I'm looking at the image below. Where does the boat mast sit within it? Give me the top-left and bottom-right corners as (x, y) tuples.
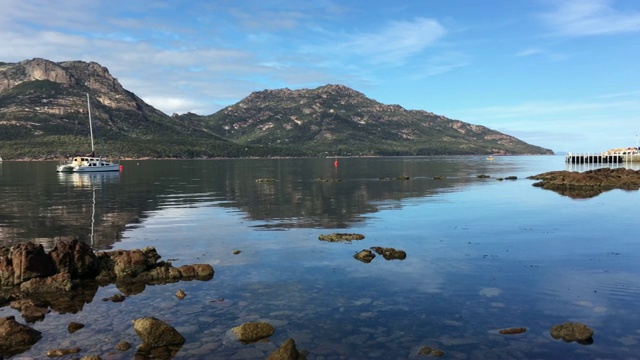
(87, 93), (95, 154)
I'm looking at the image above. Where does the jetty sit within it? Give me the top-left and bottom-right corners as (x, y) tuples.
(566, 147), (640, 164)
(565, 153), (623, 164)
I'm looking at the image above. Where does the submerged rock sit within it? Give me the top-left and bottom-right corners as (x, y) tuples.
(231, 321), (275, 342)
(115, 340), (132, 351)
(267, 338), (306, 360)
(46, 347), (81, 357)
(68, 321), (85, 333)
(498, 327), (527, 335)
(550, 322), (594, 344)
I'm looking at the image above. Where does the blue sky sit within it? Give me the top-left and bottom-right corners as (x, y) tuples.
(1, 0), (639, 152)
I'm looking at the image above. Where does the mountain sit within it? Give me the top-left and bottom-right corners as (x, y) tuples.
(187, 84), (552, 156)
(0, 58), (252, 159)
(0, 58), (552, 159)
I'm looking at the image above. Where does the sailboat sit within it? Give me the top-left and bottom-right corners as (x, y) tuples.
(56, 94), (121, 173)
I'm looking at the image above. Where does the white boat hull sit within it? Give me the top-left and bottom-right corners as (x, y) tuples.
(56, 156), (120, 173)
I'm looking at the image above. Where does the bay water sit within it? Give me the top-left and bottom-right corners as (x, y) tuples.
(1, 156), (639, 359)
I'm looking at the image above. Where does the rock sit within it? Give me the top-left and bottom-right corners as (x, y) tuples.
(0, 316), (42, 357)
(232, 250), (241, 255)
(499, 327), (527, 335)
(49, 239), (97, 279)
(267, 338), (306, 360)
(231, 322), (275, 342)
(550, 322), (594, 343)
(418, 346), (444, 356)
(10, 298), (50, 323)
(102, 294), (126, 302)
(68, 322), (85, 333)
(175, 289), (186, 300)
(1, 241), (214, 290)
(132, 317), (185, 348)
(477, 174), (491, 178)
(529, 168), (640, 198)
(354, 249), (375, 263)
(370, 247), (407, 260)
(0, 242), (56, 287)
(115, 340), (132, 351)
(318, 233), (365, 242)
(19, 273), (73, 293)
(177, 264), (214, 280)
(80, 356), (102, 360)
(112, 248), (156, 279)
(46, 347), (81, 357)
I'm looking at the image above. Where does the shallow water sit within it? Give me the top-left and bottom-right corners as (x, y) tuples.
(1, 156), (640, 359)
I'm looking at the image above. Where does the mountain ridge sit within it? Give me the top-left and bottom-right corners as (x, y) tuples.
(0, 58), (553, 159)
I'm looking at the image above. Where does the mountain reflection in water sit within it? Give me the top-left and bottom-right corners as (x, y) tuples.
(0, 157), (639, 359)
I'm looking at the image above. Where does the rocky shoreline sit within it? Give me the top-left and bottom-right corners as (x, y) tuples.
(0, 239), (213, 358)
(528, 167), (640, 198)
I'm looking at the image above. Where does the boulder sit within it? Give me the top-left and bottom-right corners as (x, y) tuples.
(132, 317), (185, 348)
(0, 316), (42, 357)
(49, 239), (97, 278)
(0, 242), (55, 287)
(231, 322), (275, 342)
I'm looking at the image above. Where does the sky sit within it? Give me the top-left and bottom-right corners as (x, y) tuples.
(1, 0), (639, 153)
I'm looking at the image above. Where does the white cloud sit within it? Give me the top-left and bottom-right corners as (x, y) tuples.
(541, 0), (640, 37)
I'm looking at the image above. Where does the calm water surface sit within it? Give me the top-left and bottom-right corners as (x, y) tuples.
(1, 156), (639, 359)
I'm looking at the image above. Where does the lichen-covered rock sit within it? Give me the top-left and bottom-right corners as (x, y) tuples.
(267, 338), (306, 360)
(550, 322), (594, 343)
(319, 233), (365, 242)
(370, 247), (407, 260)
(132, 317), (185, 348)
(231, 322), (275, 341)
(19, 272), (72, 293)
(354, 249), (375, 263)
(0, 316), (42, 357)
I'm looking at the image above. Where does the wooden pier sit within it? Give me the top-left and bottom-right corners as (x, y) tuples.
(565, 153), (623, 164)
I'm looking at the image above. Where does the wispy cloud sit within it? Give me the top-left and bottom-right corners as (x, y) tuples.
(515, 47), (545, 57)
(540, 0), (640, 37)
(337, 18), (447, 66)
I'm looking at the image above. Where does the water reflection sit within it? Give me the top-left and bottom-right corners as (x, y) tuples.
(3, 156), (634, 249)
